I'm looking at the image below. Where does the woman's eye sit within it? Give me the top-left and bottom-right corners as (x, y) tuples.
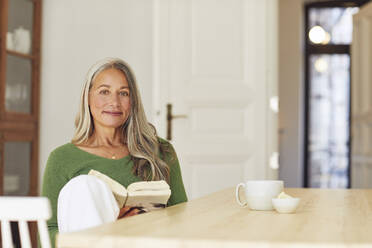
(99, 89), (110, 95)
(120, 91), (129, 96)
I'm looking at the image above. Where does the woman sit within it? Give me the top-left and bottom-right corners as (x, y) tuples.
(41, 58), (188, 247)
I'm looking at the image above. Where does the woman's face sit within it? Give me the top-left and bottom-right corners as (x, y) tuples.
(89, 68), (131, 130)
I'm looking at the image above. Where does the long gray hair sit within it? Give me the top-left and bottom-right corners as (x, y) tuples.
(72, 58), (170, 182)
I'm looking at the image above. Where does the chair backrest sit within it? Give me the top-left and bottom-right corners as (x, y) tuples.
(0, 197), (52, 248)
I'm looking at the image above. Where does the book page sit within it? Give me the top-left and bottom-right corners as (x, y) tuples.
(88, 170), (128, 208)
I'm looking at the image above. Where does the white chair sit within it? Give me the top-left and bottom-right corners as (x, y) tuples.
(0, 197), (52, 248)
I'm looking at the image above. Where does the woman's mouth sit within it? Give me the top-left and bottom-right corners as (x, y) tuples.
(103, 111), (123, 116)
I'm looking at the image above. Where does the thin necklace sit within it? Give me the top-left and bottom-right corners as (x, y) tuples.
(102, 143), (127, 159)
(105, 145), (127, 159)
(101, 146), (117, 159)
(107, 148), (117, 159)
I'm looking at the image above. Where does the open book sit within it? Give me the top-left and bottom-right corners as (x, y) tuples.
(88, 169), (171, 210)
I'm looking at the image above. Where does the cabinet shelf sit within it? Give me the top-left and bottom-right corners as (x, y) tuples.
(6, 49), (34, 60)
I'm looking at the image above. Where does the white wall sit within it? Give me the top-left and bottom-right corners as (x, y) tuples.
(351, 2), (372, 188)
(39, 0), (154, 189)
(278, 0), (305, 187)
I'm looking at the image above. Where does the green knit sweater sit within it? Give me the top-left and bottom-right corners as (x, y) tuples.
(41, 139), (187, 247)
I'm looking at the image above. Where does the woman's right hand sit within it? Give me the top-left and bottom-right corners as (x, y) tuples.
(117, 206), (147, 219)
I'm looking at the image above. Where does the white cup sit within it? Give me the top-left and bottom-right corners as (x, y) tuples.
(235, 180), (283, 210)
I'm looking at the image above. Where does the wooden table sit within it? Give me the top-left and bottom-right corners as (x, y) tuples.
(57, 188), (372, 248)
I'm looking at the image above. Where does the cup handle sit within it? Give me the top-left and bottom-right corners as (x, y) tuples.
(235, 183), (247, 207)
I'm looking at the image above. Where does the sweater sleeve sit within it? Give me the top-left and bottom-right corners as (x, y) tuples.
(160, 139), (188, 206)
(41, 150), (70, 248)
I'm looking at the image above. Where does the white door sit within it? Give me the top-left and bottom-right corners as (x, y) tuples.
(351, 2), (372, 188)
(153, 0), (278, 199)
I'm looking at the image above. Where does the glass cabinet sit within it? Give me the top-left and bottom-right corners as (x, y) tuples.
(0, 0), (42, 246)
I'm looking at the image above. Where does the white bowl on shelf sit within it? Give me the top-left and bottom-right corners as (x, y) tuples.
(272, 198), (300, 214)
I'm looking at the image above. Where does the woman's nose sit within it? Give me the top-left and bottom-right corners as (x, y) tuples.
(109, 94), (121, 107)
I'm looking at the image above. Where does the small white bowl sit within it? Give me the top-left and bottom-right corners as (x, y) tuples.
(272, 198), (300, 214)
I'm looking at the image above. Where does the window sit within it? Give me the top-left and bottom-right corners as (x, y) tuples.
(304, 0), (370, 188)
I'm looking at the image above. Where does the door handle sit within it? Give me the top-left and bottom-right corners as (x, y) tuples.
(166, 103), (187, 140)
